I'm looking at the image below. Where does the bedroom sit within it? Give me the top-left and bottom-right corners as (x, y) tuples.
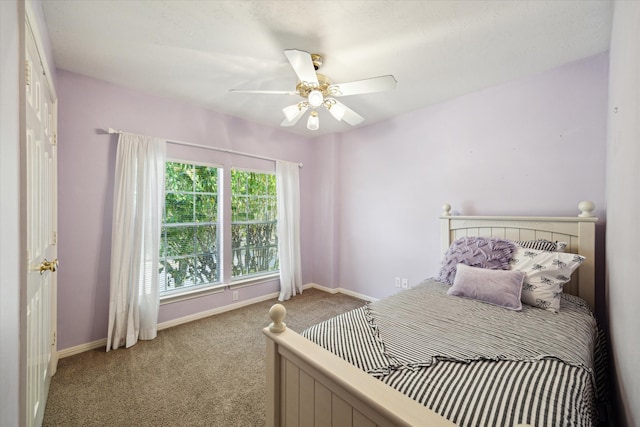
(1, 1), (638, 426)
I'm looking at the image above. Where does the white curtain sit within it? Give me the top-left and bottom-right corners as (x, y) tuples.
(276, 161), (302, 301)
(106, 133), (166, 351)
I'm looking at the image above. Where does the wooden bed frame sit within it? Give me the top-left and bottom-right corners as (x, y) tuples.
(263, 201), (598, 427)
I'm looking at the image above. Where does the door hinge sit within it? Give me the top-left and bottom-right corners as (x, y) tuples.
(25, 60), (32, 87)
(52, 231), (57, 245)
(52, 332), (56, 346)
(52, 133), (57, 146)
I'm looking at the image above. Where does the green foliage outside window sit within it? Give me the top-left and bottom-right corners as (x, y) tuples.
(160, 162), (220, 293)
(231, 169), (278, 278)
(160, 163), (278, 295)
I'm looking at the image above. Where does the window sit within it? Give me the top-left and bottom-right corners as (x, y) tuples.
(159, 163), (278, 297)
(160, 162), (220, 295)
(231, 169), (278, 280)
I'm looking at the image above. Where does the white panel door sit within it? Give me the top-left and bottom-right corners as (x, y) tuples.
(25, 19), (58, 427)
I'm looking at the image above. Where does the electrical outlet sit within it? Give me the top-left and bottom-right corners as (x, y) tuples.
(395, 277), (401, 288)
(232, 290), (239, 301)
(401, 278), (409, 289)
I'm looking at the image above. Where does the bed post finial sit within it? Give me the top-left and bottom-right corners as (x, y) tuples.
(442, 203), (452, 216)
(578, 201), (595, 218)
(269, 304), (287, 333)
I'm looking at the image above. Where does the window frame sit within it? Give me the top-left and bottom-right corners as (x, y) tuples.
(159, 161), (280, 303)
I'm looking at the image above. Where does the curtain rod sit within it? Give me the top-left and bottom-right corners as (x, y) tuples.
(105, 128), (303, 168)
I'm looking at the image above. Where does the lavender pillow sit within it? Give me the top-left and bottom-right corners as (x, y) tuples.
(438, 237), (516, 285)
(448, 263), (526, 310)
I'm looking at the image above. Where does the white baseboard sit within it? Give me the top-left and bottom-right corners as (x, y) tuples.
(306, 282), (377, 302)
(57, 283), (373, 358)
(57, 338), (107, 359)
(156, 291), (280, 330)
(303, 282), (337, 294)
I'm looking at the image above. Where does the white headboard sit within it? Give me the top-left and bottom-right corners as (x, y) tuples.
(440, 201), (598, 309)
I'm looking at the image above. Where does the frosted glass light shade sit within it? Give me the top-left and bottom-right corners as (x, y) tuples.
(307, 111), (319, 130)
(307, 90), (324, 107)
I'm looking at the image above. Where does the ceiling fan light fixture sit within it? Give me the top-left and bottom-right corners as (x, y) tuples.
(282, 104), (300, 122)
(230, 49), (397, 131)
(307, 110), (319, 130)
(307, 89), (324, 107)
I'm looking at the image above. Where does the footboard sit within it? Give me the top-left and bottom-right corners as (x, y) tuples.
(263, 304), (455, 427)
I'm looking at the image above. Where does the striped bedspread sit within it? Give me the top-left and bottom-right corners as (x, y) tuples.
(302, 279), (607, 427)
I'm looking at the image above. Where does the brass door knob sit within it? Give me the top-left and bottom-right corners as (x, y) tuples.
(39, 258), (58, 274)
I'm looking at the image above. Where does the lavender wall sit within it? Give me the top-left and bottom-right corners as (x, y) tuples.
(56, 71), (315, 350)
(58, 52), (609, 352)
(312, 53), (608, 305)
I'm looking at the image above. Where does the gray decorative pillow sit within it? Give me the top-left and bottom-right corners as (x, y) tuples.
(448, 263), (525, 310)
(438, 237), (517, 285)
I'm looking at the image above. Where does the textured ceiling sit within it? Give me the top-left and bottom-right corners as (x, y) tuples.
(42, 1), (613, 138)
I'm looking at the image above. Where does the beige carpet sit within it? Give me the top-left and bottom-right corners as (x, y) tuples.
(43, 288), (366, 426)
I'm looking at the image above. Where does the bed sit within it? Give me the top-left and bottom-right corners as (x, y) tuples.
(263, 202), (606, 426)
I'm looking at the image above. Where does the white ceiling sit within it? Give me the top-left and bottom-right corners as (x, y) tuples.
(42, 0), (613, 138)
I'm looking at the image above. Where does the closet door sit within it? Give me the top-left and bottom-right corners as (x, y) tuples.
(25, 16), (58, 427)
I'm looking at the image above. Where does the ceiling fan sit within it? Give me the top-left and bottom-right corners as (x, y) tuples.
(230, 49), (397, 130)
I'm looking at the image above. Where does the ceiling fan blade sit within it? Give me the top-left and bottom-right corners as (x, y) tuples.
(284, 49), (319, 85)
(330, 75), (397, 97)
(280, 105), (309, 127)
(331, 100), (364, 126)
(229, 89), (298, 95)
